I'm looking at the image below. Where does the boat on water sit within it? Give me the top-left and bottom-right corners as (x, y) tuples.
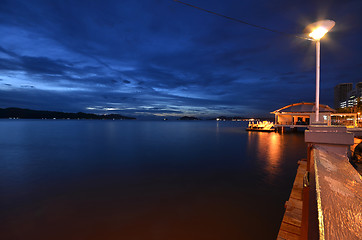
(246, 121), (275, 132)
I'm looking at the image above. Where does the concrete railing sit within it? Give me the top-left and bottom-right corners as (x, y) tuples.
(304, 126), (362, 239)
(311, 146), (361, 239)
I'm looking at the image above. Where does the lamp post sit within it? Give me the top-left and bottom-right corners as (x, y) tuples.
(305, 20), (335, 123)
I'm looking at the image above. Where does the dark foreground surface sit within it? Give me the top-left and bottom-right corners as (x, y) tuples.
(0, 120), (307, 240)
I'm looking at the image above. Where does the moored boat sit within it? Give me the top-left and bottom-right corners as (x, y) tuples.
(246, 121), (275, 132)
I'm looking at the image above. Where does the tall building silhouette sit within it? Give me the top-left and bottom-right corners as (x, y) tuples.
(334, 83), (352, 109)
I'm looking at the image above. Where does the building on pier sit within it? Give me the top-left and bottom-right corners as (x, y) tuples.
(271, 102), (336, 130)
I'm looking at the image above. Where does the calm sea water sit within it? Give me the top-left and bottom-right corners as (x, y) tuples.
(0, 120), (307, 240)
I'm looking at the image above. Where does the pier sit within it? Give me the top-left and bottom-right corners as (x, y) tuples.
(277, 126), (362, 239)
(277, 160), (307, 239)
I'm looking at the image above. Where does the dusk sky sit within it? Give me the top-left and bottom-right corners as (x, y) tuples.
(0, 0), (361, 119)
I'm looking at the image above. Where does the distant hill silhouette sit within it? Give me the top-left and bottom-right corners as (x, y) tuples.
(178, 116), (199, 120)
(0, 108), (135, 120)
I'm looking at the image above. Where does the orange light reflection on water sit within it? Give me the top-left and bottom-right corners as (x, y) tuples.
(247, 132), (283, 181)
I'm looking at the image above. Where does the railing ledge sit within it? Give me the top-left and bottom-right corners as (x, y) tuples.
(311, 145), (362, 239)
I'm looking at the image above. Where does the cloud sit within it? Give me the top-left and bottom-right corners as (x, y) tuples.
(20, 56), (71, 75)
(0, 0), (361, 117)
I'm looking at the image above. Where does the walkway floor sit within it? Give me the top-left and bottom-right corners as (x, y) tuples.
(277, 160), (307, 240)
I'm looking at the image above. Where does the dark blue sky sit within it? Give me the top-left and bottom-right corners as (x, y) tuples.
(0, 0), (361, 118)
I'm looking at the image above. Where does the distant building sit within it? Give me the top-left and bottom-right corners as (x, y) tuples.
(356, 82), (362, 92)
(333, 82), (362, 110)
(346, 89), (358, 108)
(334, 83), (352, 109)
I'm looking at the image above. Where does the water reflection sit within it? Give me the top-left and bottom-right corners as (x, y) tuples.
(0, 120), (307, 240)
(247, 132), (283, 181)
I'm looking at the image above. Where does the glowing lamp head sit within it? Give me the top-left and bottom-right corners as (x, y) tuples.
(305, 20), (335, 41)
(309, 27), (328, 40)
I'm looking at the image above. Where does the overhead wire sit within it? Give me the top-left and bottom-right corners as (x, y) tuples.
(174, 0), (312, 41)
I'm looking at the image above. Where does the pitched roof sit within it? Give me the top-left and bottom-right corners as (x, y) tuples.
(271, 102), (336, 114)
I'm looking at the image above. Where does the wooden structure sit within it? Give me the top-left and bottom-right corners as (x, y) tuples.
(277, 159), (307, 239)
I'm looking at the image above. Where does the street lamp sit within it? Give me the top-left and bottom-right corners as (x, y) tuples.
(305, 20), (335, 123)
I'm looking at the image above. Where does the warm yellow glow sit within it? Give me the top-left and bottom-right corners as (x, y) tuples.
(305, 20), (335, 41)
(309, 27), (328, 40)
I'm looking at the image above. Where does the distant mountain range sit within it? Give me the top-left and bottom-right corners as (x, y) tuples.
(0, 108), (136, 120)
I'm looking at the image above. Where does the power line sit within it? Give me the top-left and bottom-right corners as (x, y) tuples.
(174, 0), (311, 40)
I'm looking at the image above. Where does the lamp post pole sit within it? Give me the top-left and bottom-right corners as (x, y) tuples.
(306, 20), (335, 124)
(315, 40), (320, 122)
